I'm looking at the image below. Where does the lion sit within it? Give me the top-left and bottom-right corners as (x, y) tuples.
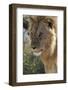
(26, 15), (57, 73)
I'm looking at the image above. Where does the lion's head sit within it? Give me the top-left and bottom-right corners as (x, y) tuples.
(27, 16), (57, 56)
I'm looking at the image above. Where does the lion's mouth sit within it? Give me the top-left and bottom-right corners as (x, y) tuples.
(32, 49), (43, 56)
(33, 52), (42, 56)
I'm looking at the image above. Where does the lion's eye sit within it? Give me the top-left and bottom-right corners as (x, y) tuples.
(39, 32), (43, 37)
(27, 32), (30, 35)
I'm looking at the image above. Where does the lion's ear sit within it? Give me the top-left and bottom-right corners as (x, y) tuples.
(23, 18), (29, 29)
(23, 16), (29, 29)
(48, 21), (53, 29)
(47, 18), (54, 29)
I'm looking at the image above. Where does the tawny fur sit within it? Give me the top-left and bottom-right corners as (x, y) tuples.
(28, 16), (57, 73)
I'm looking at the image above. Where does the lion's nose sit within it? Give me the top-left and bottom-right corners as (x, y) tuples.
(32, 46), (36, 49)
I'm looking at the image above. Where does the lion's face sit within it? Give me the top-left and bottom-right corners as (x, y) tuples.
(28, 16), (57, 56)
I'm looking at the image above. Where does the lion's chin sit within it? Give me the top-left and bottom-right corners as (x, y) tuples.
(33, 51), (42, 56)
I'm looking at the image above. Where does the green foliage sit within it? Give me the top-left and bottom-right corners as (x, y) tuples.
(23, 47), (45, 74)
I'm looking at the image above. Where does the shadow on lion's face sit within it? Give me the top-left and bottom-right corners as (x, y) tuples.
(28, 16), (57, 56)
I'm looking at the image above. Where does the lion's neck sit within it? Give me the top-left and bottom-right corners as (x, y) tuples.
(40, 44), (57, 73)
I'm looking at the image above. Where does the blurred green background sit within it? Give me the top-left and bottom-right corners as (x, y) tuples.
(23, 46), (45, 75)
